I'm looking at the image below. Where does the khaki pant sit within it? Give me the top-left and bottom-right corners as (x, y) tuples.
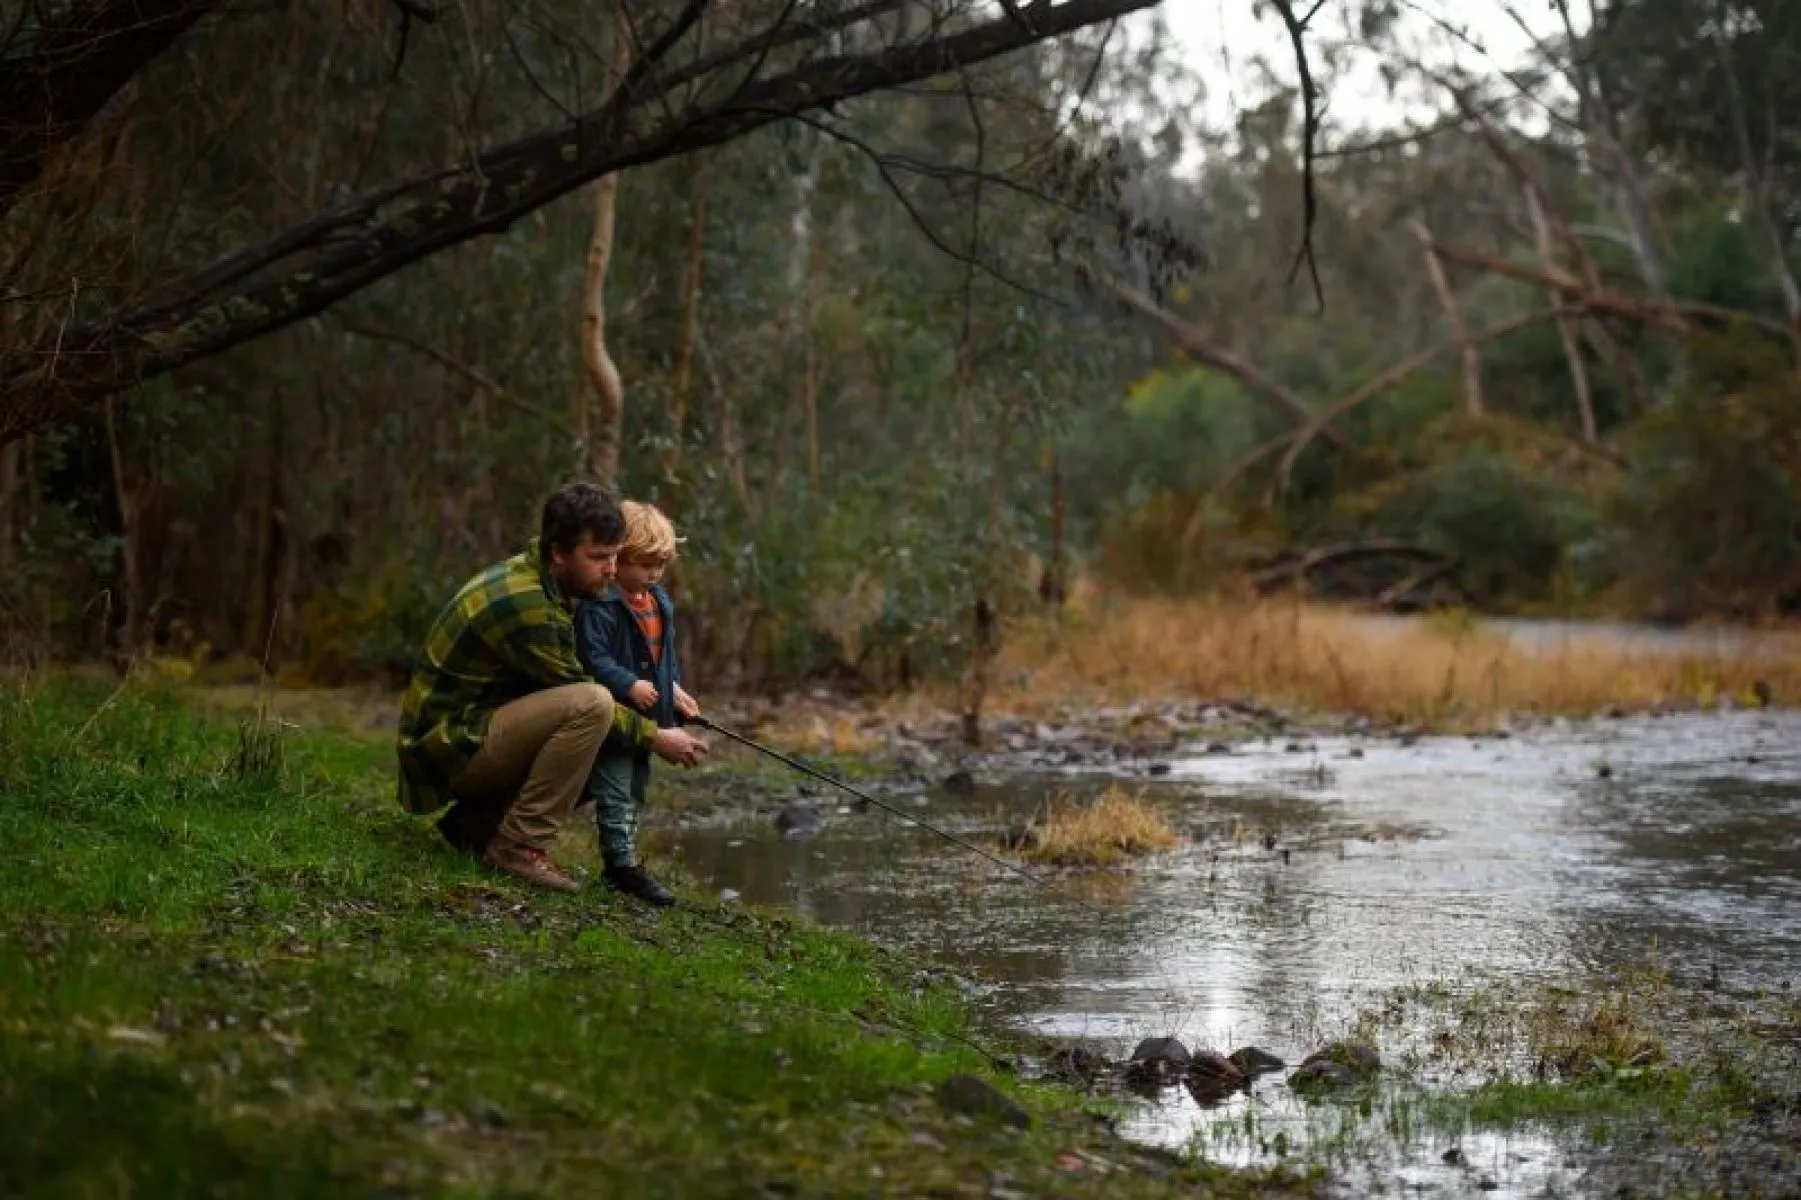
(450, 683), (615, 849)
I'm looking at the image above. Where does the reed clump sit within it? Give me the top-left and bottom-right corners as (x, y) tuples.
(1014, 784), (1180, 868)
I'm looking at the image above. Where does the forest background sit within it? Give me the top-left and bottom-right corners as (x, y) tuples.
(1, 0), (1796, 702)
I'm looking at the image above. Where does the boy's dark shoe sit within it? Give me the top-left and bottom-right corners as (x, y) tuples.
(604, 863), (675, 907)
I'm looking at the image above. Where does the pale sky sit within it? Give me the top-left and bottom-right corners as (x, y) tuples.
(1133, 0), (1574, 147)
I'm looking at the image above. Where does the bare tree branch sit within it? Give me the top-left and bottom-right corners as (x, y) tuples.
(1076, 258), (1348, 445)
(0, 0), (223, 216)
(1409, 217), (1483, 419)
(1268, 0), (1324, 309)
(1432, 74), (1656, 410)
(1524, 185), (1598, 440)
(1427, 240), (1795, 340)
(1275, 304), (1599, 493)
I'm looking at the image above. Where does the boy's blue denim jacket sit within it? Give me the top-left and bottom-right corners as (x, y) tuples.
(575, 583), (682, 732)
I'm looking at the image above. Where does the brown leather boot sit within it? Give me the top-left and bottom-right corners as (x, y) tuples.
(482, 836), (579, 893)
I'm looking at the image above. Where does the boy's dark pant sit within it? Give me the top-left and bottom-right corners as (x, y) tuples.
(589, 750), (652, 868)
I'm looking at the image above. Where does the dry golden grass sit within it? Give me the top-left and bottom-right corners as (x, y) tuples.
(986, 594), (1801, 730)
(1014, 784), (1180, 867)
(753, 709), (889, 758)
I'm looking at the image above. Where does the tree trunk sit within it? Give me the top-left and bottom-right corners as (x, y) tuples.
(1040, 443), (1066, 608)
(578, 13), (632, 486)
(959, 596), (998, 748)
(102, 396), (141, 659)
(0, 438), (17, 572)
(239, 396), (283, 660)
(579, 168), (626, 485)
(697, 332), (751, 513)
(668, 188), (708, 474)
(953, 344), (995, 748)
(803, 335), (821, 495)
(1713, 34), (1801, 328)
(1409, 219), (1483, 419)
(1524, 188), (1598, 441)
(0, 298), (12, 571)
(1546, 0), (1667, 299)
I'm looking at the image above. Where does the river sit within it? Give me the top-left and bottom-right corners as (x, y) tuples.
(669, 633), (1799, 1196)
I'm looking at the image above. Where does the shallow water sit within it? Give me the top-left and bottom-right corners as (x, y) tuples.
(1343, 612), (1780, 659)
(672, 708), (1801, 1195)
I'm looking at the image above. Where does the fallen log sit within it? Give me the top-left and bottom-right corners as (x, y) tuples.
(1251, 539), (1456, 596)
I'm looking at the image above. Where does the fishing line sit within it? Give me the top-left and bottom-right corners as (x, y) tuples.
(688, 714), (1055, 890)
(685, 712), (1243, 1056)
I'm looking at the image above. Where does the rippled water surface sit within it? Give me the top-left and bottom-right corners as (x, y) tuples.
(672, 707), (1801, 1195)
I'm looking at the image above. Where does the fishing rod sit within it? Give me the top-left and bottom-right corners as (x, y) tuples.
(685, 716), (1210, 1048)
(684, 713), (1052, 890)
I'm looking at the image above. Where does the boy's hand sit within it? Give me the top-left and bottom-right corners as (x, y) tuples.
(629, 680), (658, 710)
(651, 727), (708, 767)
(673, 685), (700, 721)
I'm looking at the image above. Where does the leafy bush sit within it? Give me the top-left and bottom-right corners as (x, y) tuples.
(1366, 448), (1569, 604)
(1601, 336), (1801, 619)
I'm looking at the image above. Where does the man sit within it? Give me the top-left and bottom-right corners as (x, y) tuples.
(395, 483), (708, 893)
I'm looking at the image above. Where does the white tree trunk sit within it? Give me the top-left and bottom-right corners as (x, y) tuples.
(577, 11), (632, 486)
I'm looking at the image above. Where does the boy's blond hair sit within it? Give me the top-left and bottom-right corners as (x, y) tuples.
(620, 500), (683, 564)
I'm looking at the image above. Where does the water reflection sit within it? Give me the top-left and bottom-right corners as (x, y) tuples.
(672, 708), (1801, 1191)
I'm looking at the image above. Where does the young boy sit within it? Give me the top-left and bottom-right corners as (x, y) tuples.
(575, 501), (701, 906)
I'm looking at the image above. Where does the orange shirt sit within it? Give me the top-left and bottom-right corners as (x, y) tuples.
(626, 589), (663, 664)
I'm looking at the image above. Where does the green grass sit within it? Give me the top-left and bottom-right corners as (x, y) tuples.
(0, 676), (1300, 1197)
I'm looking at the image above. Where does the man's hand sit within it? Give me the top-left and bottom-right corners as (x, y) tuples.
(629, 680), (658, 710)
(673, 684), (700, 721)
(651, 726), (708, 767)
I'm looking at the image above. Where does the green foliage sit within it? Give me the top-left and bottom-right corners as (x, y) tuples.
(1662, 201), (1792, 313)
(10, 0), (1801, 683)
(1601, 336), (1801, 618)
(1364, 448), (1573, 604)
(298, 561), (459, 687)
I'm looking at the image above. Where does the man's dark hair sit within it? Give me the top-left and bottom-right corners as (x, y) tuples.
(541, 482), (625, 553)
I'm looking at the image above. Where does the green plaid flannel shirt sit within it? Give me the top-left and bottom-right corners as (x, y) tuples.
(395, 538), (658, 814)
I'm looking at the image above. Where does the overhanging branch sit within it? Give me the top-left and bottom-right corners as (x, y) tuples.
(0, 0), (1160, 444)
(1075, 258), (1349, 446)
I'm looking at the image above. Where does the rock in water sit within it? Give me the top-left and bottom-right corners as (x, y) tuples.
(1287, 1059), (1355, 1090)
(1128, 1036), (1191, 1068)
(1290, 1041), (1381, 1090)
(1227, 1046), (1287, 1075)
(936, 1074), (1031, 1129)
(940, 768), (976, 795)
(1185, 1074), (1238, 1106)
(1187, 1050), (1244, 1083)
(774, 804), (823, 839)
(1125, 1036), (1190, 1085)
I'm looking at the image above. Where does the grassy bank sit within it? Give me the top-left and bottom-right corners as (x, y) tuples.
(0, 677), (1297, 1197)
(989, 596), (1801, 730)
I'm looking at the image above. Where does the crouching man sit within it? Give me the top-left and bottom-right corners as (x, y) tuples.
(395, 482), (708, 892)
